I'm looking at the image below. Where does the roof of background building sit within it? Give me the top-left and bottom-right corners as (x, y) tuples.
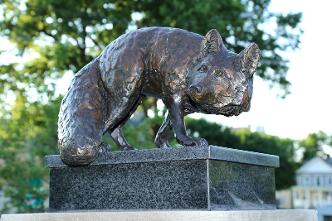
(297, 157), (332, 174)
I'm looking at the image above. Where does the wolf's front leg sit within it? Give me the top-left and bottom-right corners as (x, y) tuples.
(166, 95), (208, 147)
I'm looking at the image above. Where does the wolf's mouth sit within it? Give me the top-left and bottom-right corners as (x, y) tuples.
(220, 104), (242, 116)
(187, 94), (243, 116)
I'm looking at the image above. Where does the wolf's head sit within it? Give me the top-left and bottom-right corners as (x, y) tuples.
(187, 29), (260, 116)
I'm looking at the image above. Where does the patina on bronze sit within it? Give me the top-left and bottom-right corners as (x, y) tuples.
(58, 27), (260, 166)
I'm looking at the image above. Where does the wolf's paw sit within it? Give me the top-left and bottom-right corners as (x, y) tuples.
(179, 136), (208, 147)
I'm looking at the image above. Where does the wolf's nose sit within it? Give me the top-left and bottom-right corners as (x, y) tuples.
(189, 85), (202, 94)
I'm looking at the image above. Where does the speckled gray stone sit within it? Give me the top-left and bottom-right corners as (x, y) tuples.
(46, 146), (279, 211)
(208, 160), (276, 210)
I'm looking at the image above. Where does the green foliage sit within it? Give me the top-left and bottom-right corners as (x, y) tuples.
(0, 0), (133, 96)
(300, 131), (331, 162)
(124, 115), (163, 148)
(0, 94), (60, 212)
(103, 115), (164, 150)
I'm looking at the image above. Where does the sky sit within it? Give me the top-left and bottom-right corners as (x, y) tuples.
(191, 0), (332, 140)
(2, 0), (331, 141)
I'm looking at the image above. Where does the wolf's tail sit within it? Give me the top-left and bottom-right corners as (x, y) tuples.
(57, 59), (108, 166)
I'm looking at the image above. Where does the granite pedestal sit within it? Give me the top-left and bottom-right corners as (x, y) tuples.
(44, 146), (279, 211)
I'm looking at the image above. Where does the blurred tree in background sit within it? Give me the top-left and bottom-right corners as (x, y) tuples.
(300, 132), (331, 162)
(0, 94), (60, 212)
(0, 0), (307, 212)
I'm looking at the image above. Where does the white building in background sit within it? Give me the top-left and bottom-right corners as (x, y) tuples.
(292, 157), (332, 209)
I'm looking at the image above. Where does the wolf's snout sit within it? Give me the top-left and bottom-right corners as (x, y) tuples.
(189, 85), (202, 94)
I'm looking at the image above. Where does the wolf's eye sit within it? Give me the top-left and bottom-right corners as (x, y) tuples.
(198, 64), (208, 72)
(214, 69), (223, 77)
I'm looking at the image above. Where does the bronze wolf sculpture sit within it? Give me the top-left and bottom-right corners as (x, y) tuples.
(58, 27), (260, 166)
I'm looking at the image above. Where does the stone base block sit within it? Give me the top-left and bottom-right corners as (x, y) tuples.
(1, 210), (318, 221)
(44, 146), (279, 211)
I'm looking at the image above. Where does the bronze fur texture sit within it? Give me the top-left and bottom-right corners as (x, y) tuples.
(58, 27), (260, 166)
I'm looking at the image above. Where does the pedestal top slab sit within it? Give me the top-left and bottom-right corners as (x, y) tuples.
(45, 146), (279, 168)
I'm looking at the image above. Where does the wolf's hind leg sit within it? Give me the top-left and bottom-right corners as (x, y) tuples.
(107, 96), (142, 150)
(154, 113), (173, 148)
(109, 126), (134, 151)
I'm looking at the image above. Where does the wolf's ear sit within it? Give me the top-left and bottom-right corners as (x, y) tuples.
(201, 29), (223, 54)
(239, 43), (260, 78)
